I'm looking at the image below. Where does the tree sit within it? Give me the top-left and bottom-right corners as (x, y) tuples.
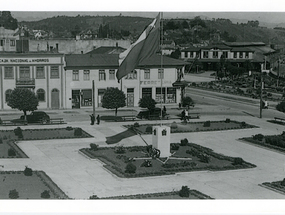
(179, 186), (190, 197)
(7, 88), (39, 119)
(181, 96), (194, 108)
(9, 189), (19, 199)
(170, 49), (181, 59)
(138, 96), (156, 111)
(276, 101), (285, 113)
(0, 11), (18, 30)
(101, 87), (126, 116)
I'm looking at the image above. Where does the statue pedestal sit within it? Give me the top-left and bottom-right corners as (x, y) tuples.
(152, 126), (171, 157)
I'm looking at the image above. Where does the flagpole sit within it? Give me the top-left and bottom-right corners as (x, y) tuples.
(160, 12), (163, 126)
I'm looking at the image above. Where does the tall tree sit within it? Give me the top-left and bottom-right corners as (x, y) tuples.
(0, 11), (18, 30)
(138, 97), (156, 111)
(101, 87), (126, 116)
(7, 88), (39, 119)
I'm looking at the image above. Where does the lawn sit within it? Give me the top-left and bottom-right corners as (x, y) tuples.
(0, 171), (69, 199)
(80, 142), (256, 178)
(0, 127), (93, 158)
(126, 120), (256, 135)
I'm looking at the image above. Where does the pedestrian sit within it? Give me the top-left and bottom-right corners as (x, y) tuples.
(90, 114), (95, 125)
(181, 110), (185, 121)
(185, 109), (189, 121)
(179, 103), (181, 110)
(96, 115), (100, 125)
(163, 106), (166, 113)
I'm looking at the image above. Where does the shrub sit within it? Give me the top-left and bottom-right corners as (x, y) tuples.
(281, 178), (285, 186)
(203, 121), (211, 127)
(66, 126), (73, 131)
(180, 138), (189, 146)
(199, 154), (210, 163)
(225, 118), (231, 123)
(253, 134), (264, 141)
(133, 122), (140, 127)
(9, 189), (19, 199)
(170, 143), (180, 150)
(241, 121), (247, 128)
(24, 166), (33, 176)
(74, 128), (83, 137)
(89, 195), (100, 199)
(145, 126), (152, 133)
(171, 121), (178, 129)
(179, 186), (190, 197)
(140, 160), (152, 167)
(90, 143), (99, 151)
(14, 127), (23, 139)
(191, 82), (196, 87)
(125, 162), (136, 174)
(276, 101), (285, 113)
(115, 145), (126, 154)
(8, 148), (16, 156)
(41, 190), (50, 199)
(233, 157), (244, 165)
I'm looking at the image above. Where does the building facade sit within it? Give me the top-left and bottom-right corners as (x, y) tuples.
(0, 27), (19, 52)
(64, 54), (187, 109)
(0, 52), (65, 110)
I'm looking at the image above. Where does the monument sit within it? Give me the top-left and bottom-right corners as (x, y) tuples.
(152, 125), (171, 157)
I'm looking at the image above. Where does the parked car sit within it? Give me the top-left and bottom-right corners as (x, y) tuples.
(136, 107), (168, 120)
(19, 111), (50, 124)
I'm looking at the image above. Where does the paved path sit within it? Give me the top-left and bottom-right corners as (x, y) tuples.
(1, 109), (285, 199)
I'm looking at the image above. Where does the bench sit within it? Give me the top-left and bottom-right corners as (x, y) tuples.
(188, 113), (200, 119)
(49, 118), (64, 124)
(0, 119), (27, 126)
(274, 117), (285, 123)
(120, 116), (136, 121)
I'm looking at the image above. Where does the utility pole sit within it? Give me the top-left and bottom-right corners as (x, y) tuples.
(260, 56), (266, 118)
(92, 80), (95, 117)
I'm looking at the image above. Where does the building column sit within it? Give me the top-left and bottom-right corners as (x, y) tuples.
(0, 67), (3, 110)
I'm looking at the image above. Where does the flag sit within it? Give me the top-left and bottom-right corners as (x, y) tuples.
(116, 13), (161, 81)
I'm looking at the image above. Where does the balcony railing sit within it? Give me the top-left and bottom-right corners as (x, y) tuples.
(16, 78), (35, 87)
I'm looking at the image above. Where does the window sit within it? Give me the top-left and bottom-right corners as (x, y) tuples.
(10, 40), (15, 46)
(158, 69), (164, 79)
(144, 69), (150, 79)
(239, 52), (243, 58)
(5, 89), (12, 102)
(213, 51), (218, 58)
(223, 52), (228, 58)
(36, 89), (45, 102)
(233, 52), (237, 58)
(245, 52), (249, 58)
(142, 88), (152, 98)
(72, 70), (79, 81)
(19, 66), (30, 78)
(109, 70), (115, 80)
(203, 51), (208, 58)
(190, 52), (194, 58)
(155, 87), (165, 103)
(50, 66), (59, 78)
(0, 40), (4, 46)
(4, 67), (13, 79)
(83, 70), (90, 81)
(36, 66), (45, 79)
(99, 70), (106, 81)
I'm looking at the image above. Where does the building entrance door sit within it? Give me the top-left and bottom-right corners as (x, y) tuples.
(127, 88), (134, 107)
(51, 88), (60, 109)
(72, 90), (80, 109)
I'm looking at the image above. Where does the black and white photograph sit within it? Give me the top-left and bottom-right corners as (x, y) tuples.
(0, 0), (285, 214)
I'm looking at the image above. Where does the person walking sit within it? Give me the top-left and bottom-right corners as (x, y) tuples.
(185, 109), (189, 121)
(181, 110), (185, 121)
(96, 115), (100, 125)
(90, 114), (95, 125)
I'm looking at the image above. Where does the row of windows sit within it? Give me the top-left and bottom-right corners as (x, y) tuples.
(0, 39), (15, 47)
(185, 51), (250, 59)
(3, 66), (59, 79)
(5, 88), (58, 102)
(72, 69), (164, 81)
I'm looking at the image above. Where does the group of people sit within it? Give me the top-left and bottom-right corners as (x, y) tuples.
(181, 109), (189, 122)
(89, 114), (100, 125)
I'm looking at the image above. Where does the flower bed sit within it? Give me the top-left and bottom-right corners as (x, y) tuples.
(80, 142), (256, 178)
(101, 190), (213, 199)
(241, 133), (285, 153)
(125, 120), (256, 135)
(261, 180), (285, 195)
(0, 170), (69, 199)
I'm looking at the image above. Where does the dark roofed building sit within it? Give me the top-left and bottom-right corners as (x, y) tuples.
(86, 46), (126, 55)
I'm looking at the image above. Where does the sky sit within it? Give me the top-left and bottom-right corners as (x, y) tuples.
(5, 0), (285, 24)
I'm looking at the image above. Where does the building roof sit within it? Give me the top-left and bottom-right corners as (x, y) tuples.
(181, 46), (201, 52)
(86, 46), (126, 55)
(223, 42), (266, 47)
(65, 54), (189, 70)
(231, 47), (254, 52)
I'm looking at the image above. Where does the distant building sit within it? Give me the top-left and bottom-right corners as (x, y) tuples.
(0, 27), (19, 52)
(86, 44), (126, 55)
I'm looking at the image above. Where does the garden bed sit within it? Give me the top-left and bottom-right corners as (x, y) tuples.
(0, 127), (92, 158)
(80, 142), (256, 178)
(241, 133), (285, 154)
(101, 190), (213, 199)
(125, 120), (256, 135)
(0, 170), (69, 199)
(260, 180), (285, 196)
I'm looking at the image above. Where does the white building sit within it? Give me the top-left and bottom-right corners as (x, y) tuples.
(0, 27), (19, 52)
(64, 54), (187, 109)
